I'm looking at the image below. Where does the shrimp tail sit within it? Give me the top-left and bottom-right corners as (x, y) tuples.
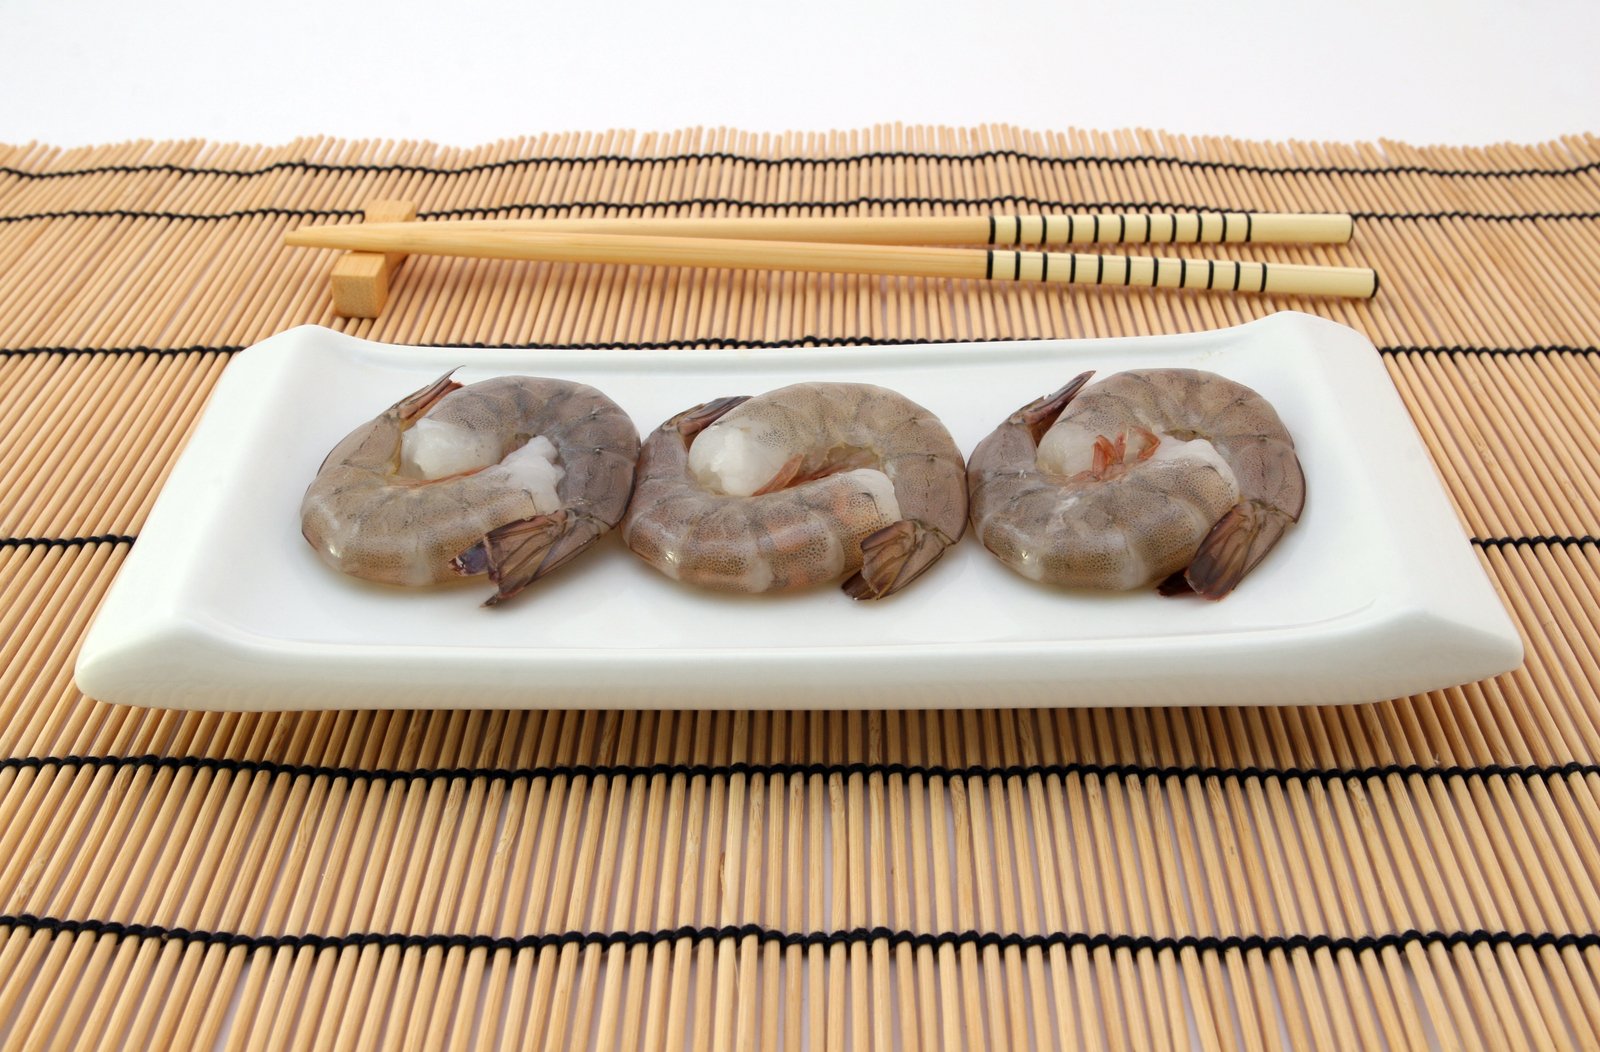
(453, 509), (608, 607)
(671, 395), (751, 439)
(842, 520), (953, 600)
(1014, 371), (1095, 443)
(394, 370), (464, 424)
(1184, 500), (1295, 600)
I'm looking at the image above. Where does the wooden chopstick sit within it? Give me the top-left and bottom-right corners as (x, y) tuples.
(286, 222), (1378, 298)
(294, 212), (1354, 247)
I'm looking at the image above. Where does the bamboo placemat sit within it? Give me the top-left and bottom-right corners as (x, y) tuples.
(1, 125), (1599, 1050)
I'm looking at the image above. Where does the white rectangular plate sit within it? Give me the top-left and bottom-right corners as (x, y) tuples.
(75, 313), (1523, 711)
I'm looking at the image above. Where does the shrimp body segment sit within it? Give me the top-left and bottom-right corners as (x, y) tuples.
(622, 382), (968, 599)
(301, 373), (640, 604)
(968, 369), (1304, 598)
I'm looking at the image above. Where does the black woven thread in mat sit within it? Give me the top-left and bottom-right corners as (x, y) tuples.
(6, 198), (1600, 225)
(2, 754), (1597, 789)
(2, 339), (1597, 359)
(3, 147), (1598, 181)
(2, 913), (1598, 958)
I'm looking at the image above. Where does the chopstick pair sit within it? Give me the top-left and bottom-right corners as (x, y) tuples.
(286, 211), (1378, 302)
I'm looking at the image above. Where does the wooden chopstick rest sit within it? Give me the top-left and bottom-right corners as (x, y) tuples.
(329, 200), (417, 317)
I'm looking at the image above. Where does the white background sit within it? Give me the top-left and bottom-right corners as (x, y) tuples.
(2, 0), (1596, 148)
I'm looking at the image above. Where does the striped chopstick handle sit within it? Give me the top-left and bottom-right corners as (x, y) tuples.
(983, 249), (1379, 298)
(286, 224), (1376, 298)
(986, 212), (1353, 245)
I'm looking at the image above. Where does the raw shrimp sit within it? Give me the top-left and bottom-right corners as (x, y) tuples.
(622, 382), (967, 598)
(967, 369), (1303, 598)
(301, 372), (640, 604)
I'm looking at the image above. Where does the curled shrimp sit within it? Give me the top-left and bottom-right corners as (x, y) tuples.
(621, 382), (967, 599)
(301, 372), (640, 605)
(967, 369), (1304, 598)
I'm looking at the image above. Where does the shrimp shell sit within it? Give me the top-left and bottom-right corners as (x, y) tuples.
(967, 368), (1304, 598)
(622, 382), (968, 598)
(300, 373), (640, 604)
